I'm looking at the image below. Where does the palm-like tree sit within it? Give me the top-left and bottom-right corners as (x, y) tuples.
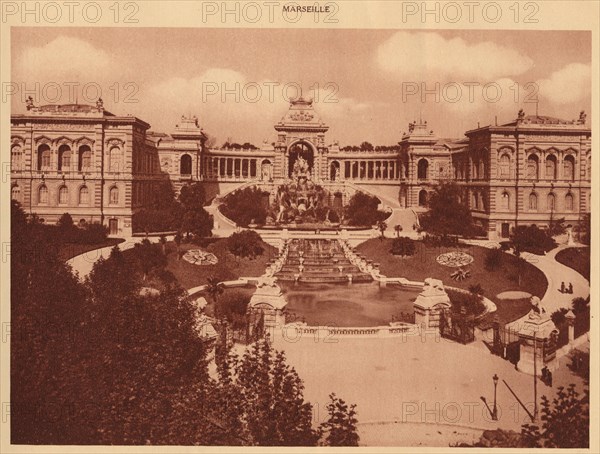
(394, 224), (403, 238)
(206, 276), (225, 304)
(377, 220), (387, 240)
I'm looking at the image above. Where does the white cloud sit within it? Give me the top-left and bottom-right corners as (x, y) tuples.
(537, 63), (591, 105)
(377, 31), (534, 81)
(16, 36), (112, 81)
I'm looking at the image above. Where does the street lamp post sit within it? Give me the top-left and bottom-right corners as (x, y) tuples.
(492, 374), (499, 421)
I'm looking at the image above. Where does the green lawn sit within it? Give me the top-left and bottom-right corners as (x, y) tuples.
(165, 238), (277, 290)
(58, 238), (124, 262)
(555, 247), (590, 281)
(356, 238), (548, 311)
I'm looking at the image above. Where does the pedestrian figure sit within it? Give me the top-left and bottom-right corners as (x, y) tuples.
(560, 282), (565, 293)
(547, 369), (553, 387)
(568, 282), (573, 294)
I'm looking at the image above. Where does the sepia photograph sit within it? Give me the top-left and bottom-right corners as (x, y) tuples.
(2, 1), (598, 450)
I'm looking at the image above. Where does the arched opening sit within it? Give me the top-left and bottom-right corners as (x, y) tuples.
(565, 193), (574, 211)
(109, 146), (122, 172)
(417, 159), (429, 179)
(288, 141), (314, 178)
(547, 193), (556, 211)
(38, 184), (48, 204)
(527, 154), (539, 180)
(79, 186), (90, 205)
(399, 187), (408, 208)
(563, 155), (575, 181)
(109, 186), (119, 205)
(78, 145), (92, 172)
(418, 189), (428, 207)
(545, 155), (557, 179)
(38, 144), (51, 170)
(498, 152), (510, 178)
(330, 161), (340, 181)
(529, 192), (538, 211)
(11, 145), (23, 171)
(501, 191), (510, 210)
(11, 185), (21, 201)
(58, 145), (71, 171)
(261, 159), (273, 181)
(180, 154), (192, 175)
(58, 185), (69, 205)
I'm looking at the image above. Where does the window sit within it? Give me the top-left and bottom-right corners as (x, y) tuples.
(109, 146), (122, 172)
(11, 145), (23, 171)
(565, 193), (574, 211)
(417, 159), (428, 179)
(499, 154), (510, 178)
(79, 186), (90, 205)
(38, 185), (48, 204)
(38, 144), (51, 170)
(529, 193), (538, 211)
(58, 145), (71, 171)
(547, 193), (556, 211)
(79, 145), (92, 172)
(109, 186), (119, 205)
(11, 185), (21, 201)
(180, 154), (192, 175)
(527, 154), (539, 180)
(545, 155), (557, 179)
(501, 192), (510, 210)
(58, 186), (69, 205)
(563, 155), (575, 181)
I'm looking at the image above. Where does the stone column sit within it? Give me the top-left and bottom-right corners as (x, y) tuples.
(517, 308), (558, 374)
(565, 310), (576, 344)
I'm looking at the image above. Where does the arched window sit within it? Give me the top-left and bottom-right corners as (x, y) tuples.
(527, 154), (539, 180)
(545, 155), (557, 179)
(109, 186), (119, 205)
(499, 154), (510, 178)
(547, 193), (556, 211)
(417, 159), (428, 179)
(109, 146), (122, 172)
(479, 160), (486, 179)
(78, 145), (92, 172)
(529, 193), (538, 211)
(418, 189), (428, 206)
(38, 185), (49, 204)
(79, 186), (90, 205)
(58, 186), (69, 205)
(11, 185), (21, 201)
(565, 193), (574, 211)
(58, 145), (72, 172)
(501, 191), (510, 210)
(38, 144), (51, 170)
(563, 155), (575, 181)
(180, 154), (192, 175)
(11, 145), (23, 171)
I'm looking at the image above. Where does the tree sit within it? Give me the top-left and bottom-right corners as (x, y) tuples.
(227, 230), (265, 259)
(394, 224), (403, 238)
(57, 212), (74, 230)
(220, 186), (269, 227)
(419, 182), (475, 236)
(319, 393), (359, 446)
(360, 141), (374, 151)
(578, 213), (590, 245)
(345, 192), (387, 227)
(521, 384), (589, 448)
(511, 225), (557, 255)
(206, 276), (225, 304)
(131, 239), (167, 281)
(572, 297), (589, 314)
(390, 237), (416, 256)
(377, 220), (387, 240)
(484, 247), (503, 271)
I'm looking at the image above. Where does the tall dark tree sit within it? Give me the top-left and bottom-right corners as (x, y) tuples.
(345, 192), (387, 227)
(419, 182), (475, 236)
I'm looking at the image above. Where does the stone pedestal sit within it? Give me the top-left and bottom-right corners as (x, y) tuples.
(248, 276), (288, 329)
(413, 278), (451, 331)
(517, 310), (559, 375)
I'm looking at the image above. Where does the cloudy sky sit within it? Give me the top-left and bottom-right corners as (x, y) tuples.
(11, 28), (591, 146)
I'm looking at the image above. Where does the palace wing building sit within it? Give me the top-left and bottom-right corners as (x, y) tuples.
(10, 98), (591, 239)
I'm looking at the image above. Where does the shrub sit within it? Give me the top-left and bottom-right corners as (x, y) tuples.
(484, 247), (503, 271)
(511, 225), (557, 255)
(214, 290), (251, 322)
(390, 237), (416, 256)
(227, 230), (264, 259)
(345, 192), (387, 226)
(447, 289), (485, 316)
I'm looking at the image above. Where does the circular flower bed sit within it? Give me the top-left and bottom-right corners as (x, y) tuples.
(436, 251), (474, 268)
(183, 249), (218, 266)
